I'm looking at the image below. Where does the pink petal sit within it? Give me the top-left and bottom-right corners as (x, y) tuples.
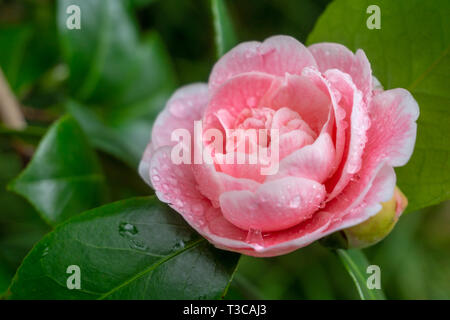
(203, 72), (279, 134)
(148, 146), (254, 252)
(266, 132), (336, 183)
(138, 83), (209, 186)
(271, 107), (317, 137)
(215, 151), (267, 183)
(308, 43), (372, 102)
(314, 89), (418, 231)
(138, 142), (155, 186)
(192, 136), (262, 207)
(219, 177), (326, 232)
(151, 83), (209, 150)
(278, 130), (315, 160)
(325, 164), (397, 232)
(209, 35), (317, 91)
(366, 88), (419, 166)
(267, 73), (331, 134)
(324, 69), (370, 200)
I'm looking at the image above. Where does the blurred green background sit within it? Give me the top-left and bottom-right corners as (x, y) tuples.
(0, 0), (449, 299)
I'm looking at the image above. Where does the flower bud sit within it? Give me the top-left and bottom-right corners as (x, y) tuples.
(320, 186), (408, 249)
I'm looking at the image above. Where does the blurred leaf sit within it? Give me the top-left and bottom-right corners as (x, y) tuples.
(0, 26), (31, 93)
(8, 115), (108, 225)
(0, 125), (46, 143)
(0, 263), (12, 296)
(0, 145), (50, 297)
(57, 0), (176, 107)
(66, 35), (175, 168)
(8, 197), (240, 299)
(0, 3), (59, 97)
(336, 249), (385, 300)
(57, 0), (176, 167)
(67, 99), (155, 169)
(129, 0), (157, 8)
(307, 0), (450, 212)
(211, 0), (237, 58)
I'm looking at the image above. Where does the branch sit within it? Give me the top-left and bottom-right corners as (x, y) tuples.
(0, 67), (26, 130)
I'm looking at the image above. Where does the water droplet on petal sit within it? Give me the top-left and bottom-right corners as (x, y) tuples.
(174, 198), (184, 208)
(170, 100), (187, 117)
(318, 200), (326, 209)
(246, 96), (257, 108)
(191, 203), (204, 215)
(289, 196), (301, 208)
(245, 228), (264, 249)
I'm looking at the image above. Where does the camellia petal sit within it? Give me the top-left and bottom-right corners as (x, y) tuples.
(209, 35), (318, 91)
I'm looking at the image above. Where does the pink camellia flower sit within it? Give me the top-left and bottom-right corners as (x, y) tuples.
(139, 36), (419, 257)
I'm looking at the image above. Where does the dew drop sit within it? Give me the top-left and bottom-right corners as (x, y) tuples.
(129, 239), (148, 251)
(289, 196), (301, 208)
(174, 198), (184, 208)
(191, 203), (204, 215)
(245, 228), (264, 248)
(41, 247), (49, 257)
(170, 100), (186, 117)
(246, 96), (257, 108)
(318, 200), (326, 209)
(152, 175), (161, 182)
(119, 222), (138, 236)
(173, 239), (185, 250)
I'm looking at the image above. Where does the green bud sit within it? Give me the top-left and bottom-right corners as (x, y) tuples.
(320, 186), (408, 249)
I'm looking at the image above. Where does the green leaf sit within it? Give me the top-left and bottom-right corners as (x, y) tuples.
(336, 249), (385, 300)
(8, 115), (108, 226)
(211, 0), (237, 58)
(0, 26), (32, 91)
(0, 148), (50, 299)
(7, 197), (240, 299)
(129, 0), (157, 8)
(0, 263), (12, 297)
(57, 0), (176, 107)
(66, 34), (175, 168)
(0, 24), (58, 97)
(57, 0), (176, 166)
(307, 0), (450, 212)
(66, 98), (158, 169)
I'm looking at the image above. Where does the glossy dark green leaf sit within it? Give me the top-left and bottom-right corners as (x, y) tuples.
(8, 116), (107, 225)
(57, 0), (176, 107)
(57, 0), (176, 167)
(67, 99), (157, 169)
(211, 0), (237, 58)
(0, 148), (50, 299)
(66, 35), (175, 168)
(336, 249), (385, 300)
(0, 26), (32, 92)
(8, 197), (240, 299)
(0, 24), (58, 97)
(0, 263), (12, 296)
(307, 0), (450, 212)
